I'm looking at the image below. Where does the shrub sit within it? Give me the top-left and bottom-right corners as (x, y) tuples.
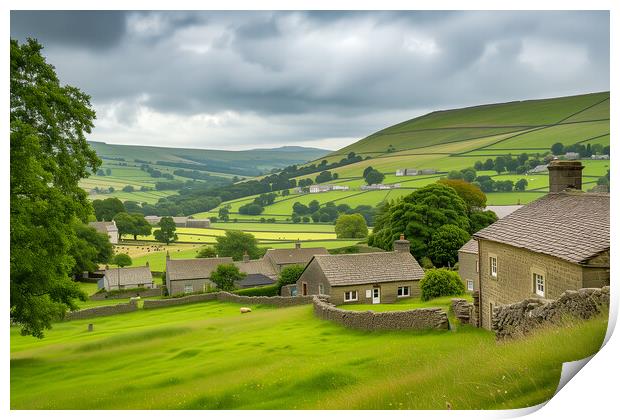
(234, 284), (279, 297)
(419, 268), (464, 301)
(420, 256), (435, 269)
(277, 264), (305, 289)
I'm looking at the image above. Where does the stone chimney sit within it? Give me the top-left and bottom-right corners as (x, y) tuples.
(393, 234), (411, 253)
(548, 160), (584, 193)
(295, 240), (301, 249)
(243, 251), (250, 262)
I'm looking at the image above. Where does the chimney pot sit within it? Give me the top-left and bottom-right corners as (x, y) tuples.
(548, 160), (584, 193)
(393, 234), (410, 253)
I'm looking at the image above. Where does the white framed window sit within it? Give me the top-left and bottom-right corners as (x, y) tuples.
(344, 291), (358, 302)
(291, 286), (298, 297)
(534, 273), (545, 297)
(489, 256), (497, 278)
(397, 286), (410, 297)
(184, 284), (194, 294)
(467, 280), (474, 291)
(319, 284), (325, 295)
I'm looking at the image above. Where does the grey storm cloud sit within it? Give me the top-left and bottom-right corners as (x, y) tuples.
(10, 10), (610, 149)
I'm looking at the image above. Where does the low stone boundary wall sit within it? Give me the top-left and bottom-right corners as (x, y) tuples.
(280, 284), (296, 297)
(312, 296), (449, 331)
(451, 298), (474, 325)
(64, 301), (138, 321)
(142, 291), (317, 309)
(492, 287), (610, 339)
(90, 287), (162, 301)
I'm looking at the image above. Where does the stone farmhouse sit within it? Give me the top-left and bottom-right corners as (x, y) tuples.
(472, 161), (609, 329)
(263, 243), (329, 273)
(458, 239), (479, 293)
(99, 265), (154, 291)
(233, 253), (278, 289)
(296, 236), (425, 305)
(89, 220), (119, 244)
(165, 255), (233, 295)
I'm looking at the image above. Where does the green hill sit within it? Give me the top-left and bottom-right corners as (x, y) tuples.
(199, 92), (609, 221)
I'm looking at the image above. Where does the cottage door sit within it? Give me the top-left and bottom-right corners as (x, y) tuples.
(372, 287), (380, 304)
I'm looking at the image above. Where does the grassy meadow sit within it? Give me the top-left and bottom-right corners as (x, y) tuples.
(10, 300), (608, 409)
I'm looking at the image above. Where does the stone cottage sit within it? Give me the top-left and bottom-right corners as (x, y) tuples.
(233, 253), (278, 289)
(99, 265), (154, 291)
(458, 239), (479, 292)
(296, 235), (425, 305)
(263, 243), (329, 273)
(474, 161), (609, 329)
(89, 220), (119, 244)
(165, 254), (233, 295)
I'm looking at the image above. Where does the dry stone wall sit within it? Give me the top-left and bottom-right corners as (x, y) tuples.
(313, 296), (449, 331)
(142, 293), (218, 308)
(90, 287), (162, 301)
(64, 301), (138, 320)
(142, 291), (317, 309)
(451, 298), (474, 325)
(492, 286), (610, 339)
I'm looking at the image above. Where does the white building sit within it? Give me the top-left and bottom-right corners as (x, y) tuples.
(88, 220), (119, 244)
(564, 152), (580, 160)
(591, 154), (610, 160)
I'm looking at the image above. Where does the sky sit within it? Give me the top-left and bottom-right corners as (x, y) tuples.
(10, 10), (610, 151)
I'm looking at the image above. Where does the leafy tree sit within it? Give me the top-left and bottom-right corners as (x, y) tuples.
(368, 184), (470, 260)
(238, 203), (264, 215)
(495, 180), (514, 192)
(482, 158), (495, 170)
(437, 179), (486, 213)
(97, 169), (105, 176)
(218, 207), (230, 221)
(196, 246), (217, 258)
(92, 197), (125, 221)
(69, 222), (113, 278)
(302, 216), (310, 223)
(447, 170), (464, 180)
(214, 231), (260, 261)
(292, 202), (310, 215)
(473, 161), (484, 171)
(10, 39), (99, 337)
(122, 185), (134, 192)
(551, 142), (564, 155)
(211, 264), (245, 291)
(334, 214), (368, 238)
(420, 256), (435, 270)
(494, 156), (507, 174)
(308, 200), (320, 213)
(514, 178), (528, 191)
(419, 269), (465, 301)
(469, 210), (498, 234)
(363, 166), (375, 178)
(112, 253), (132, 268)
(427, 224), (471, 267)
(153, 216), (178, 245)
(105, 168), (112, 176)
(277, 264), (305, 291)
(113, 212), (135, 240)
(315, 170), (333, 183)
(364, 169), (385, 185)
(130, 213), (152, 240)
(281, 189), (290, 196)
(461, 168), (477, 183)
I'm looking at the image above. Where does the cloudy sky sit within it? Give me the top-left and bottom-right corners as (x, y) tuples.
(11, 10), (609, 151)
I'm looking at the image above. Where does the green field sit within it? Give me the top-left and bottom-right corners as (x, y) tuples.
(10, 300), (607, 409)
(340, 294), (472, 312)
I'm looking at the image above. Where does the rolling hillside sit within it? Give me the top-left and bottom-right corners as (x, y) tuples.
(200, 92), (610, 221)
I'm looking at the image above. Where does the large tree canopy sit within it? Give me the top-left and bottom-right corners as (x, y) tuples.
(368, 184), (470, 260)
(214, 231), (260, 261)
(11, 39), (99, 337)
(68, 222), (113, 278)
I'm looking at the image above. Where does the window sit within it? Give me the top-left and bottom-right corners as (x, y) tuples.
(184, 284), (193, 294)
(291, 286), (298, 297)
(319, 284), (325, 295)
(344, 291), (358, 302)
(534, 273), (545, 297)
(467, 280), (474, 291)
(489, 256), (497, 277)
(397, 286), (410, 297)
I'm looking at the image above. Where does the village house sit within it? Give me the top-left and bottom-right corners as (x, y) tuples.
(98, 265), (154, 291)
(264, 242), (329, 273)
(88, 220), (119, 244)
(473, 161), (609, 329)
(296, 235), (425, 304)
(395, 168), (418, 176)
(360, 183), (401, 190)
(233, 253), (278, 289)
(564, 152), (580, 160)
(309, 184), (349, 193)
(165, 254), (234, 295)
(458, 239), (479, 293)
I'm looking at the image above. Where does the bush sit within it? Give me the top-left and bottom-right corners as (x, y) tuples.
(420, 256), (435, 269)
(419, 268), (464, 301)
(277, 264), (305, 289)
(234, 284), (280, 297)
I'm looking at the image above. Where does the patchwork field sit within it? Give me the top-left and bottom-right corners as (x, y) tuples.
(10, 300), (607, 409)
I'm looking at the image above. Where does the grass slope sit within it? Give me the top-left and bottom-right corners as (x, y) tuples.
(10, 300), (607, 409)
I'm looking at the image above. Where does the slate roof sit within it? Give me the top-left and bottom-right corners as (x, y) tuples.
(234, 259), (277, 279)
(89, 221), (117, 234)
(166, 257), (233, 281)
(474, 192), (609, 264)
(103, 266), (153, 286)
(235, 273), (276, 288)
(264, 247), (329, 266)
(310, 251), (425, 286)
(459, 239), (478, 255)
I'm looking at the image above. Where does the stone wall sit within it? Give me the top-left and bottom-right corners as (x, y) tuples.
(451, 292), (480, 327)
(312, 296), (449, 331)
(280, 284), (297, 297)
(64, 301), (138, 320)
(90, 287), (162, 301)
(142, 291), (317, 309)
(492, 286), (610, 339)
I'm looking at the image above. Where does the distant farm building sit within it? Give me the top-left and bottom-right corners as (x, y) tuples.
(395, 168), (418, 176)
(528, 164), (549, 174)
(99, 265), (154, 291)
(591, 154), (610, 160)
(89, 220), (119, 244)
(564, 152), (580, 160)
(361, 183), (401, 190)
(309, 184), (349, 193)
(419, 169), (438, 175)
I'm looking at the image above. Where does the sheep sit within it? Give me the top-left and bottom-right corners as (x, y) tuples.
(240, 307), (252, 314)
